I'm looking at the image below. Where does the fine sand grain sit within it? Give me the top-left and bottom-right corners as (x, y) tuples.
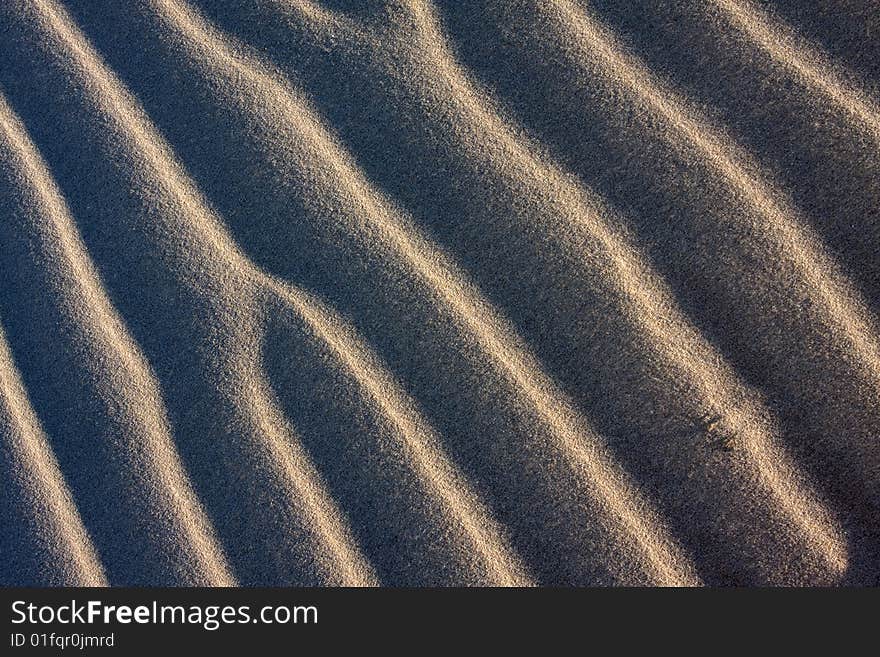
(1, 0), (878, 586)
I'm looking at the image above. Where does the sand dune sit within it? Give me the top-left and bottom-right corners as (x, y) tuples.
(0, 323), (106, 586)
(1, 0), (878, 586)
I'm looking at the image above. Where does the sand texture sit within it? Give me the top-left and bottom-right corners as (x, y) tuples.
(1, 0), (878, 586)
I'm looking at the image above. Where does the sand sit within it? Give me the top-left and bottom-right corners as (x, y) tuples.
(0, 0), (878, 586)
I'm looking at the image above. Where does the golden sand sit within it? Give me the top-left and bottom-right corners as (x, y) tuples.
(1, 0), (878, 585)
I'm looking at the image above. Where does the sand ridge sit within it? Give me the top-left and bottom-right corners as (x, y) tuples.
(1, 0), (878, 585)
